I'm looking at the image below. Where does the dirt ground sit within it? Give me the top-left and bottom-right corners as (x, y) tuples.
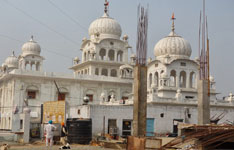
(0, 141), (116, 150)
(10, 145), (115, 150)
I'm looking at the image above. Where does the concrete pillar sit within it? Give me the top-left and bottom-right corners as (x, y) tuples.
(186, 71), (190, 88)
(198, 80), (210, 125)
(133, 65), (147, 137)
(22, 60), (25, 70)
(29, 61), (32, 70)
(23, 112), (30, 143)
(40, 62), (43, 71)
(83, 52), (85, 62)
(114, 51), (117, 61)
(105, 50), (108, 61)
(176, 75), (179, 88)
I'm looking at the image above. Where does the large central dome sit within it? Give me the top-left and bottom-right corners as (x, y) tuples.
(21, 36), (41, 57)
(88, 13), (122, 40)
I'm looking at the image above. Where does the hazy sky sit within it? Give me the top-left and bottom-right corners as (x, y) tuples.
(0, 0), (233, 98)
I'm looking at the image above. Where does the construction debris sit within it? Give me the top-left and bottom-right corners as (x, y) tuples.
(160, 124), (234, 150)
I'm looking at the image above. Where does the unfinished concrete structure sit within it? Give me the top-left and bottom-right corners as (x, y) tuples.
(197, 0), (210, 125)
(132, 5), (148, 137)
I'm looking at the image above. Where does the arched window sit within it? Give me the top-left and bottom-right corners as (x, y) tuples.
(101, 68), (108, 76)
(108, 50), (115, 61)
(117, 50), (123, 61)
(84, 69), (87, 74)
(95, 68), (99, 75)
(81, 70), (83, 74)
(149, 73), (152, 88)
(170, 70), (176, 87)
(180, 71), (186, 88)
(110, 69), (117, 77)
(190, 72), (196, 88)
(99, 49), (106, 60)
(154, 72), (159, 87)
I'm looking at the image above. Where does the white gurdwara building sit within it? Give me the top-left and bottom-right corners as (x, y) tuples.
(0, 7), (234, 138)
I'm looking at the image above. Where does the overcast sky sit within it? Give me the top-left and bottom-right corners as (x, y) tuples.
(0, 0), (233, 98)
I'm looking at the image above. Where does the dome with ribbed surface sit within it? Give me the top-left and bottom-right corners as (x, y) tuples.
(154, 31), (192, 59)
(22, 36), (41, 56)
(88, 13), (122, 39)
(5, 52), (18, 69)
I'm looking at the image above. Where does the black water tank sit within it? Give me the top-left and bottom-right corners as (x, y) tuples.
(66, 118), (92, 144)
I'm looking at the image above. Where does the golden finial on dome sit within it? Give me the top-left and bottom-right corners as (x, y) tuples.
(171, 13), (176, 33)
(104, 0), (109, 14)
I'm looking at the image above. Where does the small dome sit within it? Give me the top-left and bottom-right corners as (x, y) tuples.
(22, 36), (41, 56)
(177, 89), (181, 93)
(88, 13), (122, 39)
(154, 31), (192, 59)
(130, 53), (136, 58)
(1, 63), (6, 68)
(209, 76), (215, 82)
(74, 57), (80, 61)
(4, 52), (18, 69)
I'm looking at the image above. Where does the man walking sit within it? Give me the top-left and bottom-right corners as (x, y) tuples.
(44, 120), (57, 150)
(60, 122), (68, 146)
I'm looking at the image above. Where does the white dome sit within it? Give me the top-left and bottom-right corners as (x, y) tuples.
(154, 31), (192, 59)
(22, 36), (41, 56)
(88, 13), (122, 39)
(5, 53), (18, 69)
(209, 76), (215, 82)
(130, 53), (136, 58)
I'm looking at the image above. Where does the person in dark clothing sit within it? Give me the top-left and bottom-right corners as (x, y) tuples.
(60, 122), (68, 146)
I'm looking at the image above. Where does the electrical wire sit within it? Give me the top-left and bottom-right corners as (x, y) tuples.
(47, 0), (87, 32)
(0, 34), (23, 43)
(0, 33), (74, 60)
(3, 0), (80, 46)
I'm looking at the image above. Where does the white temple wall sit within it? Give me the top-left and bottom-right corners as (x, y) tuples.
(75, 104), (234, 136)
(0, 79), (14, 130)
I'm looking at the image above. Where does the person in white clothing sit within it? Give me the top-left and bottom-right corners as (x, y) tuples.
(44, 120), (57, 150)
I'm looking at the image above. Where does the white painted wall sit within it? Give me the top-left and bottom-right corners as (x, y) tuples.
(75, 103), (234, 136)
